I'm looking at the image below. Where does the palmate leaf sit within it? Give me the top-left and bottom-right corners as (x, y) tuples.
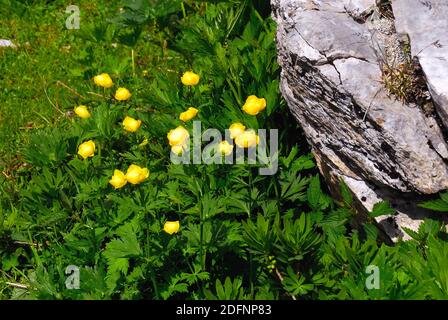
(200, 193), (226, 219)
(242, 214), (278, 255)
(160, 273), (191, 300)
(339, 179), (353, 207)
(103, 222), (142, 291)
(425, 238), (448, 298)
(204, 277), (247, 300)
(24, 129), (69, 167)
(403, 219), (444, 243)
(110, 0), (181, 28)
(279, 170), (309, 202)
(282, 267), (314, 297)
(105, 258), (129, 291)
(276, 213), (321, 264)
(307, 175), (320, 209)
(369, 201), (395, 218)
(104, 224), (142, 259)
(291, 154), (315, 172)
(280, 146), (299, 169)
(419, 192), (448, 212)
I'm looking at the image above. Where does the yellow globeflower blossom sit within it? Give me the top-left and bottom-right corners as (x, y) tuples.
(114, 87), (132, 101)
(229, 122), (246, 139)
(167, 126), (190, 146)
(181, 71), (200, 86)
(123, 116), (142, 132)
(218, 141), (233, 156)
(109, 169), (127, 189)
(93, 73), (113, 88)
(74, 105), (91, 119)
(77, 140), (96, 159)
(234, 130), (259, 148)
(125, 164), (149, 185)
(163, 221), (180, 235)
(242, 95), (266, 116)
(179, 107), (199, 122)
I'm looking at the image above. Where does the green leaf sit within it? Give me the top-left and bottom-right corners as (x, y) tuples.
(369, 201), (395, 218)
(339, 179), (353, 207)
(307, 175), (322, 210)
(419, 195), (448, 212)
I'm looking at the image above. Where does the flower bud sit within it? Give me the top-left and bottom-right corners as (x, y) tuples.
(163, 221), (180, 235)
(77, 140), (96, 159)
(242, 95), (266, 116)
(123, 116), (142, 132)
(181, 71), (200, 86)
(114, 87), (132, 101)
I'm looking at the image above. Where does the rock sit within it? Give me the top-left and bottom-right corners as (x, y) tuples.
(0, 39), (16, 48)
(272, 0), (448, 240)
(391, 0), (448, 129)
(344, 0), (375, 18)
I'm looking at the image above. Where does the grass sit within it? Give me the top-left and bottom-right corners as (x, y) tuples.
(0, 0), (138, 171)
(1, 0), (448, 301)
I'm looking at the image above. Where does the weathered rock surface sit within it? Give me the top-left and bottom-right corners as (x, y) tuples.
(272, 0), (448, 240)
(392, 0), (448, 129)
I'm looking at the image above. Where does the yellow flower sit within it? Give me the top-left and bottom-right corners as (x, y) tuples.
(234, 130), (259, 148)
(114, 87), (132, 101)
(229, 122), (246, 139)
(167, 126), (190, 146)
(218, 141), (233, 156)
(179, 107), (199, 122)
(181, 71), (200, 86)
(93, 73), (113, 88)
(74, 105), (91, 119)
(242, 95), (266, 116)
(163, 221), (180, 235)
(77, 140), (96, 159)
(109, 169), (127, 189)
(122, 116), (142, 132)
(125, 164), (149, 185)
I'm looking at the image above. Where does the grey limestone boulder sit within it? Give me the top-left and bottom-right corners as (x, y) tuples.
(272, 0), (448, 241)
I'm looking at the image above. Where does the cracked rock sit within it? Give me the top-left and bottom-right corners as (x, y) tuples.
(392, 0), (448, 129)
(272, 0), (448, 241)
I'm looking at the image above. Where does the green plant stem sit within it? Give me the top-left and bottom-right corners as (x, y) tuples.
(248, 169), (254, 295)
(249, 251), (254, 297)
(181, 2), (187, 19)
(0, 205), (3, 232)
(195, 170), (206, 271)
(199, 190), (205, 271)
(226, 77), (242, 106)
(131, 49), (136, 78)
(151, 275), (160, 299)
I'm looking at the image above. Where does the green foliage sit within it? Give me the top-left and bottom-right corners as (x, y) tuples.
(204, 277), (248, 300)
(419, 192), (448, 213)
(1, 0), (448, 301)
(369, 201), (395, 218)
